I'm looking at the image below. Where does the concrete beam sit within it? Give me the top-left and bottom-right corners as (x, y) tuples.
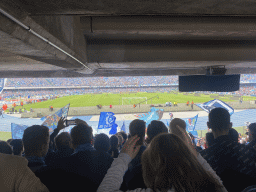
(81, 16), (256, 40)
(0, 2), (92, 72)
(12, 0), (256, 16)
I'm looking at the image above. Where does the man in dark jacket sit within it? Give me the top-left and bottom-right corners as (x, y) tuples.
(200, 108), (256, 192)
(36, 119), (113, 192)
(44, 132), (74, 167)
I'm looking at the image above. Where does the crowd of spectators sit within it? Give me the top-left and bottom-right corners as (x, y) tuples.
(1, 107), (256, 191)
(1, 87), (178, 99)
(5, 76), (179, 88)
(4, 74), (256, 88)
(2, 75), (256, 99)
(241, 74), (256, 83)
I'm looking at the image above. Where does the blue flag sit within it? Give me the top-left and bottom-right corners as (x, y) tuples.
(196, 99), (234, 115)
(121, 121), (126, 133)
(166, 119), (170, 128)
(135, 107), (164, 126)
(98, 112), (118, 135)
(185, 114), (198, 132)
(11, 123), (28, 139)
(41, 104), (70, 134)
(188, 130), (198, 145)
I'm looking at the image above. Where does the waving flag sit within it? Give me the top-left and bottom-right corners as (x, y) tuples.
(166, 119), (170, 128)
(185, 114), (198, 132)
(98, 112), (118, 135)
(41, 104), (70, 134)
(11, 123), (28, 139)
(196, 99), (234, 115)
(135, 107), (164, 126)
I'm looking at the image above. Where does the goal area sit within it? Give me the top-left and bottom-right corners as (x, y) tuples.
(122, 97), (147, 105)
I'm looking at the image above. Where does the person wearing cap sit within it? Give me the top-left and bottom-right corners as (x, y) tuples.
(247, 123), (256, 150)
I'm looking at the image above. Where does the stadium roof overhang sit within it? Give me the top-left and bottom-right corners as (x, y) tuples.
(1, 0), (256, 77)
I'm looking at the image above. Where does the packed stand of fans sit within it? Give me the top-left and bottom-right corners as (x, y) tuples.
(2, 87), (178, 99)
(5, 74), (256, 88)
(2, 107), (256, 191)
(5, 76), (179, 88)
(241, 74), (256, 83)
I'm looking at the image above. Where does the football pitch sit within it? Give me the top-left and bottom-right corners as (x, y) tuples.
(10, 92), (252, 110)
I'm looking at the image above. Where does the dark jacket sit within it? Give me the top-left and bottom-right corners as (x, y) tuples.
(200, 135), (256, 192)
(108, 148), (119, 158)
(120, 145), (147, 191)
(44, 147), (74, 167)
(36, 144), (113, 192)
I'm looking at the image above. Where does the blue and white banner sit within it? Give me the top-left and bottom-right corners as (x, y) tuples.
(185, 114), (198, 132)
(11, 123), (28, 139)
(98, 112), (118, 135)
(196, 99), (234, 115)
(135, 107), (164, 126)
(41, 104), (70, 134)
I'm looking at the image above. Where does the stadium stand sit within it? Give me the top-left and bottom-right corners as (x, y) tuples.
(2, 74), (256, 98)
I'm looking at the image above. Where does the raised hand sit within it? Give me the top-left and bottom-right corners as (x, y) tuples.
(57, 117), (67, 131)
(120, 135), (141, 159)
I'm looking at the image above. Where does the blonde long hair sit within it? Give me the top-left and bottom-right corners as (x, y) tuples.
(141, 133), (223, 192)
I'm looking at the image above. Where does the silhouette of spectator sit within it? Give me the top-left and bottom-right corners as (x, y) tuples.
(23, 125), (50, 173)
(44, 132), (74, 167)
(0, 140), (13, 154)
(10, 139), (23, 156)
(108, 135), (119, 158)
(118, 131), (128, 149)
(94, 133), (110, 153)
(200, 108), (256, 191)
(146, 120), (168, 145)
(120, 120), (147, 191)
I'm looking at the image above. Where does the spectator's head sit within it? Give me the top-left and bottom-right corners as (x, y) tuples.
(205, 132), (215, 148)
(147, 120), (168, 144)
(70, 123), (93, 149)
(169, 118), (186, 133)
(141, 133), (223, 192)
(127, 133), (131, 139)
(109, 135), (118, 149)
(228, 128), (239, 142)
(118, 131), (127, 144)
(129, 119), (146, 145)
(116, 134), (123, 147)
(169, 118), (197, 157)
(10, 139), (23, 156)
(54, 132), (71, 150)
(207, 108), (231, 139)
(248, 123), (256, 142)
(23, 125), (49, 157)
(94, 133), (110, 152)
(0, 140), (13, 154)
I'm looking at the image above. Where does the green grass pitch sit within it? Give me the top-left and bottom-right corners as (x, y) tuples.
(10, 92), (250, 110)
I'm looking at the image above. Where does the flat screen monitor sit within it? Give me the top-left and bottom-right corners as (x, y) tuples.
(179, 75), (240, 92)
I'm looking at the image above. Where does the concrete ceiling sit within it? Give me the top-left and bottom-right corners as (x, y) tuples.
(1, 0), (256, 77)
